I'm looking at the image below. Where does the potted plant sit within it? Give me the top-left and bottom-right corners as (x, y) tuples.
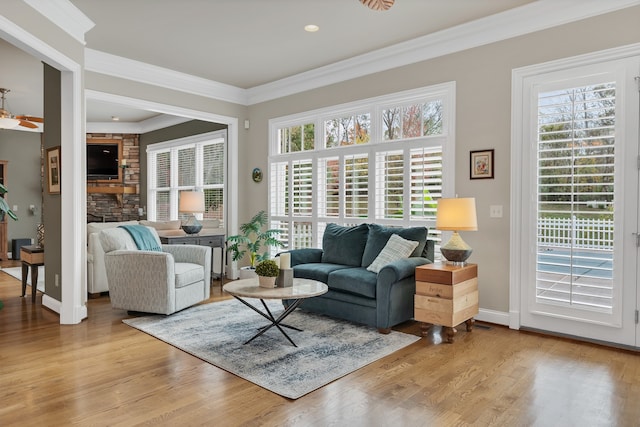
(255, 259), (280, 288)
(0, 183), (18, 221)
(227, 210), (283, 278)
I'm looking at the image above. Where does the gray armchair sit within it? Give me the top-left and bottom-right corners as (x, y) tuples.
(99, 227), (211, 315)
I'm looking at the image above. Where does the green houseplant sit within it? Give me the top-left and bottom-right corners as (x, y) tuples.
(0, 183), (18, 221)
(0, 183), (17, 311)
(255, 259), (280, 288)
(227, 210), (283, 272)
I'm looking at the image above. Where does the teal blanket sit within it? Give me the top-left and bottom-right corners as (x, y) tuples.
(119, 225), (162, 252)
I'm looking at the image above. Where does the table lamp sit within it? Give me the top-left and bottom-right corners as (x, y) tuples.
(436, 197), (477, 265)
(179, 190), (205, 235)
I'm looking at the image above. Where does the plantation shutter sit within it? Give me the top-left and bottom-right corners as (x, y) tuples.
(410, 146), (442, 222)
(344, 154), (369, 218)
(536, 82), (616, 311)
(292, 160), (313, 216)
(177, 146), (196, 187)
(203, 141), (225, 220)
(270, 161), (289, 217)
(153, 151), (171, 221)
(375, 150), (404, 219)
(318, 157), (339, 218)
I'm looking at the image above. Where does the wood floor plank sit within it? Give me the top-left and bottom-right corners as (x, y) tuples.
(1, 261), (639, 426)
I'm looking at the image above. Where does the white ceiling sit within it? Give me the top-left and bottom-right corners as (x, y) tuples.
(71, 0), (534, 89)
(3, 0), (637, 128)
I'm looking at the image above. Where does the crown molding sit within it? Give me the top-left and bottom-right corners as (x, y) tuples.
(84, 49), (248, 106)
(82, 0), (640, 106)
(85, 89), (236, 133)
(86, 114), (192, 134)
(22, 0), (95, 44)
(246, 0), (640, 104)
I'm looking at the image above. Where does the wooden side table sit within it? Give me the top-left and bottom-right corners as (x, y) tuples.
(20, 245), (44, 303)
(415, 262), (478, 343)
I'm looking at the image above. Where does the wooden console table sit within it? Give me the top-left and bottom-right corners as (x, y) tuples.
(21, 245), (44, 303)
(159, 232), (225, 285)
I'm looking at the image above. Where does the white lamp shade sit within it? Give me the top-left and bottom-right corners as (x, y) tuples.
(436, 197), (478, 231)
(179, 191), (205, 213)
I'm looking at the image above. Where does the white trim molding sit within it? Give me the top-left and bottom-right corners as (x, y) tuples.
(84, 49), (248, 106)
(86, 115), (192, 134)
(476, 308), (510, 327)
(22, 0), (95, 44)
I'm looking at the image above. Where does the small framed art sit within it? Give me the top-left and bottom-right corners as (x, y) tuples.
(46, 146), (61, 194)
(470, 149), (494, 180)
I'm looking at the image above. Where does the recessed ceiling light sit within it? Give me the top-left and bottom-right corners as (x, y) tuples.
(111, 116), (120, 121)
(304, 24), (319, 33)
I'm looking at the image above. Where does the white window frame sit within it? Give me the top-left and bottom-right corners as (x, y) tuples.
(146, 130), (227, 222)
(268, 83), (456, 250)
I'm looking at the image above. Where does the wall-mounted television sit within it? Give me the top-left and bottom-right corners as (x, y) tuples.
(87, 141), (121, 181)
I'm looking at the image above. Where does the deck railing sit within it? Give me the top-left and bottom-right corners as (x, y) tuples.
(537, 216), (614, 250)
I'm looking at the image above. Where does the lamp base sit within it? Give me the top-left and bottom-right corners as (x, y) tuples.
(440, 248), (473, 265)
(440, 231), (472, 264)
(181, 215), (202, 235)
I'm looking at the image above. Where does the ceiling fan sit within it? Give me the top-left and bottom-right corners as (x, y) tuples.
(0, 88), (43, 130)
(359, 0), (394, 11)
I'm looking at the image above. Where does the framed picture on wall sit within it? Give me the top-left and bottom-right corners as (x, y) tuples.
(47, 146), (61, 194)
(470, 149), (494, 179)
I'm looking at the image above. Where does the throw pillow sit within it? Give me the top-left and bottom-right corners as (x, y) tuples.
(361, 224), (427, 267)
(98, 228), (138, 253)
(321, 223), (369, 266)
(366, 234), (419, 273)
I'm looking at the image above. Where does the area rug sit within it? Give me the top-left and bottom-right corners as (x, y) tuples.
(1, 266), (44, 292)
(123, 298), (420, 399)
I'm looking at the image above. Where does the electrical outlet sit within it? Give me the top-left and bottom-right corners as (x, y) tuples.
(490, 205), (503, 218)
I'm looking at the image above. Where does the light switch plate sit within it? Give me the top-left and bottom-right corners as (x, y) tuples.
(490, 205), (503, 218)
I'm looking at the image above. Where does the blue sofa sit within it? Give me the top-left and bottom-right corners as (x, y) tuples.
(284, 223), (434, 333)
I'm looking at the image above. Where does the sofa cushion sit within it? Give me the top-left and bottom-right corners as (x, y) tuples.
(321, 223), (369, 266)
(294, 262), (351, 284)
(174, 262), (204, 288)
(328, 267), (377, 299)
(361, 224), (427, 267)
(367, 234), (419, 273)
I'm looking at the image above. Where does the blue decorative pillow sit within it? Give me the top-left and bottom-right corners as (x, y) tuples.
(321, 223), (369, 267)
(361, 224), (427, 267)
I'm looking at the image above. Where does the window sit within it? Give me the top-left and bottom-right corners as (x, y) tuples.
(269, 83), (455, 250)
(147, 130), (226, 224)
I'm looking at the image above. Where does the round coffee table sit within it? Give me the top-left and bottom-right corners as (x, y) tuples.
(223, 277), (328, 347)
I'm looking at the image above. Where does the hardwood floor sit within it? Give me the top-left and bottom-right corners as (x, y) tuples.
(1, 260), (639, 426)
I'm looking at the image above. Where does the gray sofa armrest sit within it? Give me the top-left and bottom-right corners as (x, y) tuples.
(163, 244), (211, 287)
(162, 244), (211, 265)
(424, 239), (435, 262)
(286, 248), (323, 267)
(377, 257), (431, 286)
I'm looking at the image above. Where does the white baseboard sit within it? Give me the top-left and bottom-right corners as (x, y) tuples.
(42, 294), (61, 314)
(476, 308), (510, 326)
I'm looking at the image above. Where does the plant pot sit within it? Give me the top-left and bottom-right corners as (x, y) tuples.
(238, 266), (257, 280)
(258, 275), (276, 288)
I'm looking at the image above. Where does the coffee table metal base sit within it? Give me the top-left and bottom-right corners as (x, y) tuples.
(231, 296), (305, 347)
